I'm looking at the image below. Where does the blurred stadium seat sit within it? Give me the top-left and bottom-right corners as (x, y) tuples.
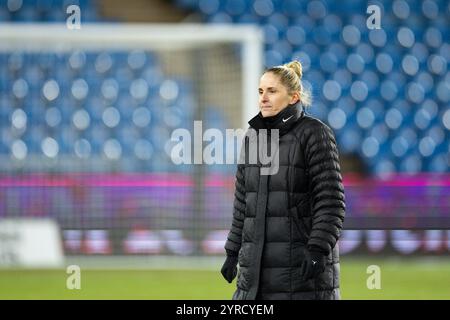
(172, 0), (449, 174)
(1, 0), (448, 175)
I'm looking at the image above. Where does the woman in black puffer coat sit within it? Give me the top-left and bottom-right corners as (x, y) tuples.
(221, 60), (345, 300)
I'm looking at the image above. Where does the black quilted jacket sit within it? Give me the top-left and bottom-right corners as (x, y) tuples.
(224, 102), (345, 300)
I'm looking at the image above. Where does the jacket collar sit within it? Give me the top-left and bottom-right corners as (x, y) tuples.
(248, 102), (305, 136)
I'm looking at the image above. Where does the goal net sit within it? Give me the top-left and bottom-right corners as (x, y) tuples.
(0, 23), (263, 263)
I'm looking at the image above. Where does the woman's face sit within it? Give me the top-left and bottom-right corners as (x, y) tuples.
(258, 72), (299, 118)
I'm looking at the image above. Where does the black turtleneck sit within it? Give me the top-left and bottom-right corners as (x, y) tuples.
(260, 103), (299, 129)
(261, 112), (282, 128)
(248, 102), (305, 136)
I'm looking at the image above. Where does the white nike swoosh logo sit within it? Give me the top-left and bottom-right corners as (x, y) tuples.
(282, 115), (293, 123)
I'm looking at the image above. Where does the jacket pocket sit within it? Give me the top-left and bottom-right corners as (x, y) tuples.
(292, 214), (309, 244)
(290, 195), (312, 244)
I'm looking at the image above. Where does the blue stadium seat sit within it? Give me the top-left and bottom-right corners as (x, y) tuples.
(2, 1), (448, 175)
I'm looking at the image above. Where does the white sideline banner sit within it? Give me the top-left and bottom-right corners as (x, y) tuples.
(0, 219), (64, 268)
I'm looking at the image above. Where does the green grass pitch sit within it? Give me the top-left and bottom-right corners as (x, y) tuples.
(0, 257), (449, 299)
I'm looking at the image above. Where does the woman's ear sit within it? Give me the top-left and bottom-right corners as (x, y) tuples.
(290, 92), (300, 104)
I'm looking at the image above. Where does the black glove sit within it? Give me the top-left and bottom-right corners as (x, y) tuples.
(221, 252), (238, 283)
(300, 249), (327, 281)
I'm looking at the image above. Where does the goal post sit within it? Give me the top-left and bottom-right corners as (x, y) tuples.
(0, 23), (264, 130)
(0, 23), (264, 262)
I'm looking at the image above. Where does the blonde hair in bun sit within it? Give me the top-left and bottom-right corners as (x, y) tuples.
(284, 60), (303, 80)
(265, 59), (312, 107)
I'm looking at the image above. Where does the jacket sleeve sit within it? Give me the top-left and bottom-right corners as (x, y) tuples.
(224, 162), (246, 255)
(304, 121), (345, 255)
